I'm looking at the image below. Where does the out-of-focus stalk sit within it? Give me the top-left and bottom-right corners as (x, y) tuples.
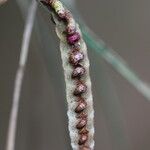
(5, 1), (37, 150)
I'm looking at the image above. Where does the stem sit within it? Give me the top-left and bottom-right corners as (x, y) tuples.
(5, 1), (37, 150)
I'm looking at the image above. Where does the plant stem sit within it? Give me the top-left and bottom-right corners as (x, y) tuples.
(5, 1), (37, 150)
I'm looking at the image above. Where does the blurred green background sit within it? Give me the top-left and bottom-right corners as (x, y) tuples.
(0, 0), (150, 150)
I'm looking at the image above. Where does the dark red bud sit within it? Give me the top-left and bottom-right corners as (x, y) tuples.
(76, 118), (87, 129)
(71, 42), (81, 51)
(76, 96), (85, 102)
(77, 112), (87, 119)
(79, 127), (89, 135)
(78, 134), (88, 145)
(75, 101), (87, 113)
(74, 82), (87, 95)
(69, 51), (84, 66)
(72, 66), (86, 78)
(64, 10), (72, 21)
(67, 32), (80, 45)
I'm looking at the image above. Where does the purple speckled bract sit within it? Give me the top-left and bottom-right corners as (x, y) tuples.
(67, 32), (80, 45)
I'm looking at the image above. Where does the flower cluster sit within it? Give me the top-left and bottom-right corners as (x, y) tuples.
(41, 1), (94, 149)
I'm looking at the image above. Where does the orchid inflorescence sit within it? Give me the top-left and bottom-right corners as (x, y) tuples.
(41, 0), (95, 149)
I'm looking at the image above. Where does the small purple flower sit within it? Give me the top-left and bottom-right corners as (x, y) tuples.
(67, 32), (80, 45)
(69, 51), (84, 66)
(72, 65), (85, 78)
(74, 82), (87, 95)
